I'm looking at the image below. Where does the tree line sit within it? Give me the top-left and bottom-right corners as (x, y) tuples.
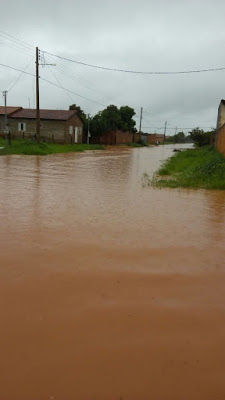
(69, 104), (215, 146)
(69, 104), (137, 139)
(165, 128), (215, 146)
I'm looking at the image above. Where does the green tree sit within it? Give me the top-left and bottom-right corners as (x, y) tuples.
(174, 131), (186, 143)
(189, 128), (212, 147)
(120, 106), (136, 132)
(89, 104), (136, 136)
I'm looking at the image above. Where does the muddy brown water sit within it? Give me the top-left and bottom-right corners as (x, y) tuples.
(0, 144), (225, 400)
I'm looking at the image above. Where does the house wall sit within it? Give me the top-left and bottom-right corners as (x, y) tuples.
(147, 134), (164, 144)
(65, 114), (83, 144)
(0, 116), (7, 137)
(216, 124), (225, 156)
(216, 102), (225, 131)
(0, 114), (83, 144)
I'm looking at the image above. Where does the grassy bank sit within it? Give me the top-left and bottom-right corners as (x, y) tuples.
(152, 146), (225, 190)
(0, 138), (104, 156)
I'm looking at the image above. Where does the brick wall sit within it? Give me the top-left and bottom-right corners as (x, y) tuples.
(90, 130), (140, 145)
(147, 134), (164, 144)
(216, 124), (225, 156)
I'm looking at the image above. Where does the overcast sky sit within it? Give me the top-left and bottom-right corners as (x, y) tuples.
(0, 0), (225, 134)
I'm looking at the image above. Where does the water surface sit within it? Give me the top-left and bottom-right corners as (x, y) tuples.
(0, 144), (225, 400)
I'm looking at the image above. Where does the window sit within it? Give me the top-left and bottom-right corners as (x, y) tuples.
(69, 126), (73, 135)
(18, 122), (26, 132)
(78, 127), (83, 135)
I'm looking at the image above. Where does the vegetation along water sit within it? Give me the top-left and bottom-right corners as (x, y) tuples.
(0, 138), (104, 156)
(152, 146), (225, 190)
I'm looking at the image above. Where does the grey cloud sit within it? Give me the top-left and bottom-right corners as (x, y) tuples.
(1, 0), (225, 133)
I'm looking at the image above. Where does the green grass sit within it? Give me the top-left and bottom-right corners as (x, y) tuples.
(152, 146), (225, 190)
(0, 138), (104, 156)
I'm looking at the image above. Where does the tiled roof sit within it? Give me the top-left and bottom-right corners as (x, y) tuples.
(0, 106), (22, 116)
(10, 108), (78, 121)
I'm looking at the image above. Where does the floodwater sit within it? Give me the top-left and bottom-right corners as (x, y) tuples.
(0, 144), (225, 400)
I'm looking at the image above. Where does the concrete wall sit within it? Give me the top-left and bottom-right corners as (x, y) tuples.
(216, 101), (225, 131)
(0, 114), (83, 144)
(216, 124), (225, 156)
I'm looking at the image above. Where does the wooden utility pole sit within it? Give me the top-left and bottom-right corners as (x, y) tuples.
(87, 114), (90, 144)
(36, 47), (40, 142)
(163, 120), (167, 144)
(174, 126), (177, 143)
(139, 107), (143, 134)
(3, 90), (11, 145)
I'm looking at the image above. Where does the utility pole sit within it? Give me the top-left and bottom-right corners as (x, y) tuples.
(87, 113), (90, 144)
(3, 91), (11, 145)
(163, 120), (167, 144)
(174, 126), (177, 144)
(139, 107), (143, 134)
(36, 47), (40, 143)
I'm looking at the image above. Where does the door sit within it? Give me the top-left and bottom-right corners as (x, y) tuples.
(75, 127), (78, 143)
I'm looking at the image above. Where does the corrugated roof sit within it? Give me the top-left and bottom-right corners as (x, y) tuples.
(10, 108), (78, 121)
(0, 106), (22, 116)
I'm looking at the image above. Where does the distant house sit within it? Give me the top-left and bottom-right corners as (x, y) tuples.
(0, 107), (83, 144)
(216, 100), (225, 156)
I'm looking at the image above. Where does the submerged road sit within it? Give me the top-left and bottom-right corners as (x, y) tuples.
(0, 144), (225, 400)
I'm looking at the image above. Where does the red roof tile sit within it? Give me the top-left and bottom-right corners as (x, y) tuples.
(0, 106), (22, 116)
(10, 108), (78, 121)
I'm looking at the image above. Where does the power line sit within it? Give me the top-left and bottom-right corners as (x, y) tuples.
(47, 64), (75, 103)
(42, 50), (225, 75)
(0, 39), (34, 58)
(43, 52), (107, 98)
(0, 63), (106, 107)
(0, 30), (34, 51)
(7, 58), (34, 92)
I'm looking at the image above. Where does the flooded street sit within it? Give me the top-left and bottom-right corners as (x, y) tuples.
(0, 144), (225, 400)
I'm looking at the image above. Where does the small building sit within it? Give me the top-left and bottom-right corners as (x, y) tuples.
(216, 100), (225, 156)
(0, 107), (83, 144)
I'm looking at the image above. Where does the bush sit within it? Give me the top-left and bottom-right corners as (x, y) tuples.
(189, 128), (213, 147)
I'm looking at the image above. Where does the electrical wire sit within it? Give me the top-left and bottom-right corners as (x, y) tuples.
(42, 50), (225, 75)
(46, 64), (75, 103)
(0, 31), (34, 52)
(7, 58), (34, 92)
(0, 39), (34, 57)
(43, 52), (108, 97)
(0, 63), (106, 107)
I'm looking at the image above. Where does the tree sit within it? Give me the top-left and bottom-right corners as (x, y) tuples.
(120, 106), (136, 132)
(189, 128), (212, 147)
(101, 105), (122, 131)
(174, 131), (186, 143)
(89, 104), (136, 136)
(89, 111), (107, 136)
(69, 104), (85, 119)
